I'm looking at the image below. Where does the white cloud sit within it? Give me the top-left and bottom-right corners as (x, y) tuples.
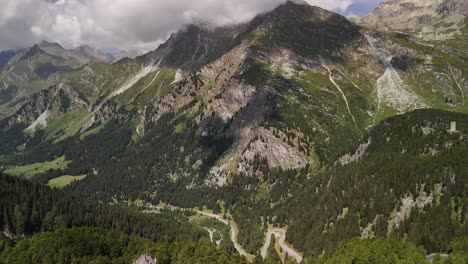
(346, 12), (359, 18)
(305, 0), (354, 12)
(0, 0), (383, 52)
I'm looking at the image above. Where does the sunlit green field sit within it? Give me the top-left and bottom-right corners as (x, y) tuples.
(47, 175), (86, 188)
(4, 156), (70, 179)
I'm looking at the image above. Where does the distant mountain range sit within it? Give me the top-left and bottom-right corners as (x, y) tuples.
(0, 41), (140, 118)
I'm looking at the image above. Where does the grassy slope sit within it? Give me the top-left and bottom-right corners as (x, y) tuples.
(64, 60), (141, 102)
(47, 175), (86, 188)
(433, 19), (468, 56)
(4, 156), (69, 179)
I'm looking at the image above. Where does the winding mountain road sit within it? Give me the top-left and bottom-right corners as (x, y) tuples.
(147, 205), (302, 262)
(148, 205), (253, 259)
(260, 228), (303, 263)
(194, 210), (253, 258)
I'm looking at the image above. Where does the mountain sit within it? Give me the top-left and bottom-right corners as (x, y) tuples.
(0, 41), (88, 119)
(112, 49), (142, 62)
(72, 45), (141, 63)
(356, 0), (468, 45)
(0, 50), (17, 72)
(0, 0), (467, 262)
(71, 45), (115, 63)
(0, 42), (139, 120)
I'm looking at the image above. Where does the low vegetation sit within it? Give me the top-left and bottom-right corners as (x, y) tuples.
(47, 175), (86, 188)
(4, 156), (69, 179)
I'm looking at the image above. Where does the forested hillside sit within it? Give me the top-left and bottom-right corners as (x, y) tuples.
(201, 109), (468, 257)
(282, 109), (468, 255)
(3, 109), (466, 259)
(0, 227), (247, 264)
(0, 173), (198, 241)
(307, 237), (468, 264)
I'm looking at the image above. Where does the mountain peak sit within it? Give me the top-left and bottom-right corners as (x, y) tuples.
(287, 0), (310, 6)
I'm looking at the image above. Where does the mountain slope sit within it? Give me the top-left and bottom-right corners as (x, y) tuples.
(0, 50), (17, 72)
(3, 0), (466, 149)
(1, 0), (467, 206)
(0, 0), (467, 260)
(356, 0), (468, 41)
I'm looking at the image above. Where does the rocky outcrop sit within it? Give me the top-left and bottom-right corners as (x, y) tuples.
(387, 183), (443, 233)
(239, 127), (309, 172)
(338, 138), (371, 166)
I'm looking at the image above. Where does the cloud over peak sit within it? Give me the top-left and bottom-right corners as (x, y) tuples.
(0, 0), (383, 52)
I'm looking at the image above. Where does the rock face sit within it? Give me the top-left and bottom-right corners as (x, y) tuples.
(356, 0), (468, 40)
(133, 255), (156, 264)
(338, 138), (371, 166)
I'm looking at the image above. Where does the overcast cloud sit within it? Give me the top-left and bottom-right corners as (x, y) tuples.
(0, 0), (383, 52)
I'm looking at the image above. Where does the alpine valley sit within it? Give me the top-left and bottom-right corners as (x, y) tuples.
(0, 0), (467, 263)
